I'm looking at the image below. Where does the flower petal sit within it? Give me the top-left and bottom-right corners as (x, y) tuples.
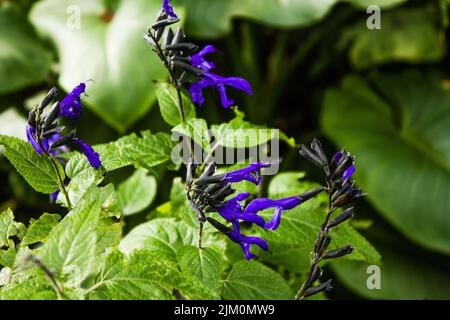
(26, 125), (44, 154)
(74, 138), (102, 169)
(216, 83), (235, 108)
(162, 0), (178, 18)
(60, 83), (86, 122)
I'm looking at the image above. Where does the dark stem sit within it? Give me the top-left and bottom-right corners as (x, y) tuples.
(198, 221), (204, 249)
(28, 255), (64, 299)
(294, 188), (334, 300)
(148, 31), (185, 123)
(38, 141), (72, 211)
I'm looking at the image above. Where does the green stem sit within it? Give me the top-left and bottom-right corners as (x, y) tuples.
(49, 156), (72, 211)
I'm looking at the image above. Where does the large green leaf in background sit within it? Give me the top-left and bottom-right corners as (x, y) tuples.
(333, 243), (450, 299)
(0, 4), (52, 94)
(322, 71), (450, 255)
(177, 0), (407, 38)
(331, 225), (450, 299)
(30, 0), (167, 132)
(340, 7), (445, 69)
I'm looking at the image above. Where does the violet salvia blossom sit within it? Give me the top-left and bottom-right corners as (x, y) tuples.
(162, 0), (178, 19)
(187, 161), (323, 260)
(73, 138), (102, 169)
(59, 82), (86, 121)
(195, 162), (269, 186)
(146, 1), (252, 109)
(190, 45), (216, 71)
(206, 216), (268, 260)
(216, 192), (266, 227)
(26, 85), (102, 171)
(189, 73), (252, 108)
(244, 187), (324, 230)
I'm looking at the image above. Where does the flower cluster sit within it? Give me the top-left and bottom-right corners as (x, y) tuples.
(300, 139), (365, 208)
(26, 84), (101, 169)
(295, 139), (366, 299)
(145, 0), (252, 109)
(26, 84), (102, 200)
(186, 160), (323, 260)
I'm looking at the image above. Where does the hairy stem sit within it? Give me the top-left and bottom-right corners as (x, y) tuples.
(28, 255), (64, 300)
(148, 31), (185, 123)
(38, 140), (72, 211)
(295, 191), (334, 300)
(198, 221), (204, 249)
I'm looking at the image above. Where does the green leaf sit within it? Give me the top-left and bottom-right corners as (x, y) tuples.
(178, 0), (408, 38)
(172, 118), (211, 153)
(221, 260), (293, 300)
(0, 209), (20, 248)
(211, 109), (295, 148)
(119, 218), (225, 263)
(0, 5), (52, 94)
(29, 0), (168, 132)
(267, 171), (306, 198)
(66, 131), (175, 172)
(0, 272), (56, 300)
(341, 7), (445, 69)
(177, 245), (224, 291)
(21, 214), (61, 246)
(0, 135), (62, 194)
(119, 218), (195, 262)
(87, 249), (218, 300)
(172, 111), (295, 159)
(117, 168), (157, 216)
(95, 220), (123, 256)
(332, 228), (450, 299)
(39, 194), (101, 286)
(346, 0), (408, 9)
(321, 71), (450, 255)
(156, 82), (196, 126)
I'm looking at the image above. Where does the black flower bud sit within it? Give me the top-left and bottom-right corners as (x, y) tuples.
(304, 279), (332, 297)
(322, 245), (353, 259)
(39, 87), (58, 111)
(327, 207), (354, 229)
(300, 144), (326, 167)
(49, 129), (76, 150)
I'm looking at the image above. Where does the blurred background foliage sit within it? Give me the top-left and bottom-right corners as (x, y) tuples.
(0, 0), (450, 299)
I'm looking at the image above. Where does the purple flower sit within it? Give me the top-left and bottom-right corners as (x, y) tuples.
(191, 45), (216, 71)
(74, 138), (102, 169)
(59, 83), (86, 121)
(26, 125), (44, 155)
(50, 190), (60, 203)
(189, 72), (252, 108)
(331, 151), (342, 167)
(162, 0), (178, 18)
(221, 162), (269, 184)
(26, 125), (63, 156)
(342, 164), (355, 183)
(195, 162), (269, 186)
(229, 221), (269, 260)
(244, 188), (324, 230)
(216, 192), (266, 227)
